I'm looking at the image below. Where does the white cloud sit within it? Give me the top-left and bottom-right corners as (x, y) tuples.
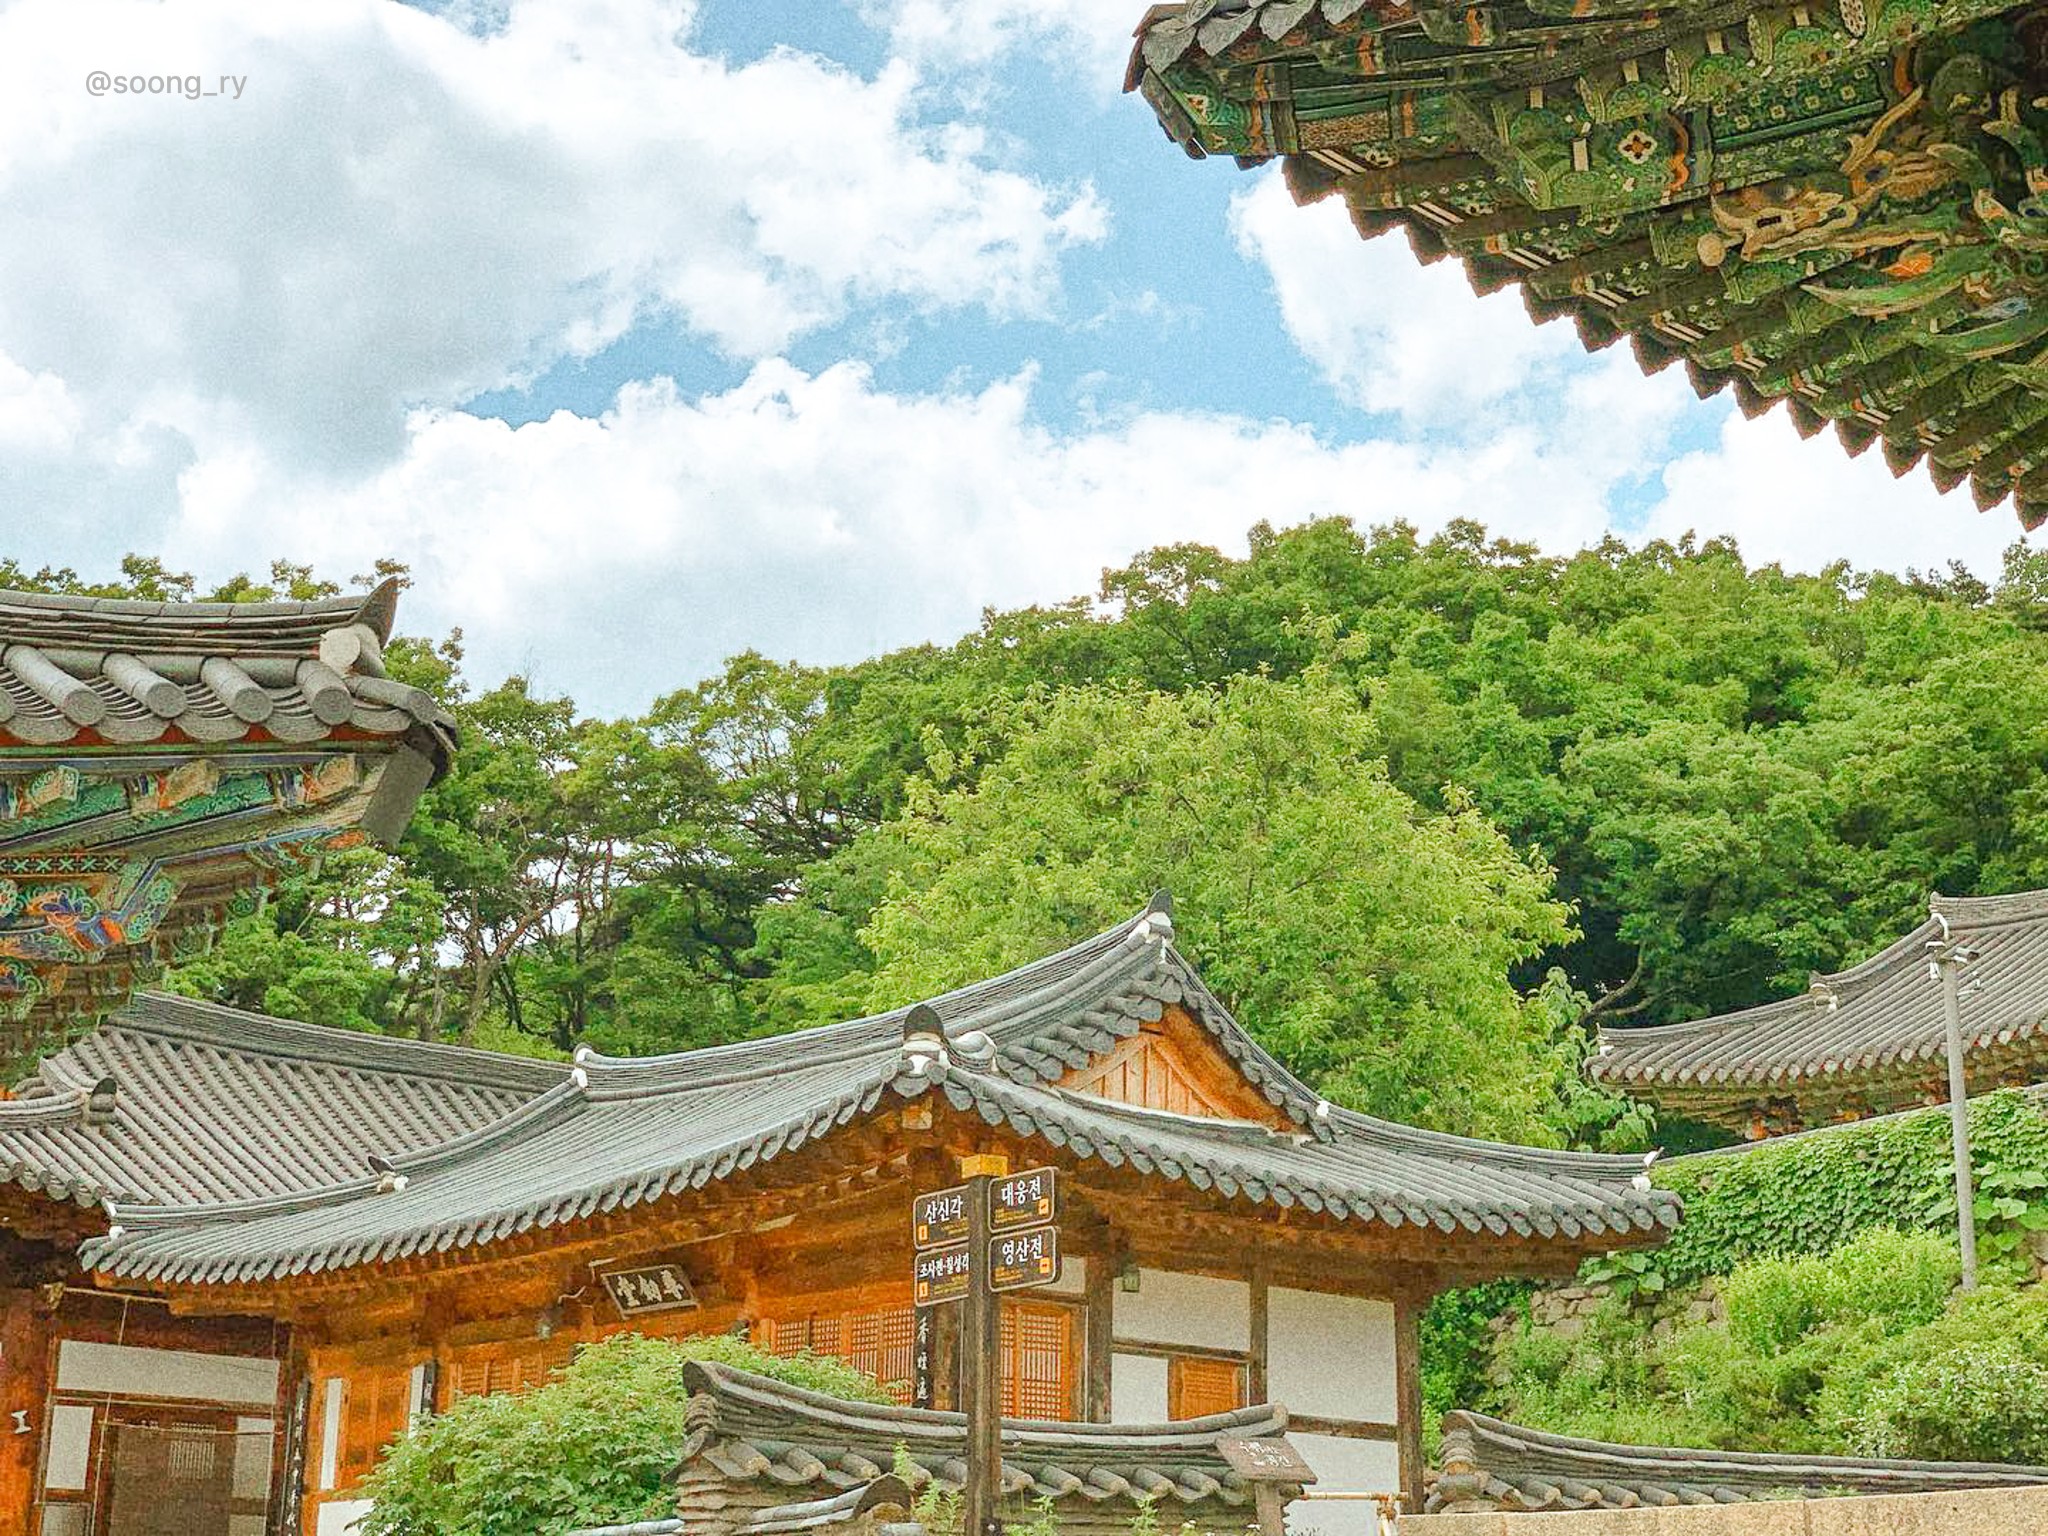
(1228, 172), (1587, 429)
(864, 0), (1138, 93)
(1644, 406), (2017, 578)
(0, 0), (1103, 472)
(154, 357), (1702, 711)
(0, 351), (80, 455)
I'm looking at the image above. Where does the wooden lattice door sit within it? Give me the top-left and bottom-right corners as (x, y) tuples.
(101, 1407), (265, 1536)
(1000, 1302), (1077, 1420)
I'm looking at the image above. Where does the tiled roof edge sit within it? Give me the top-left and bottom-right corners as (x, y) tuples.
(1437, 1410), (2048, 1505)
(102, 993), (571, 1094)
(687, 1359), (1290, 1444)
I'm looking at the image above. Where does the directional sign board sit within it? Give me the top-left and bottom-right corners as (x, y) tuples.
(913, 1242), (973, 1306)
(988, 1166), (1057, 1234)
(912, 1185), (970, 1249)
(988, 1226), (1061, 1293)
(1218, 1438), (1318, 1485)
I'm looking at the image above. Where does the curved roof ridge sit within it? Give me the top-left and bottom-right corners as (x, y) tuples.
(0, 579), (398, 649)
(1443, 1408), (2048, 1482)
(1933, 887), (2048, 927)
(100, 1073), (592, 1229)
(0, 1091), (85, 1132)
(104, 993), (570, 1094)
(1322, 1102), (1651, 1178)
(686, 1358), (1290, 1442)
(579, 909), (1154, 1095)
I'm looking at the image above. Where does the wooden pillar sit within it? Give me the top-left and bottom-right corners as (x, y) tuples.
(0, 1290), (44, 1535)
(960, 1155), (1007, 1536)
(1247, 1263), (1269, 1405)
(931, 1298), (960, 1412)
(1083, 1252), (1114, 1422)
(1393, 1294), (1425, 1515)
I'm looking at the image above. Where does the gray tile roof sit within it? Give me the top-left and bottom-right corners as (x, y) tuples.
(0, 579), (454, 757)
(73, 904), (1677, 1285)
(674, 1361), (1292, 1511)
(1130, 0), (1369, 83)
(1591, 891), (2048, 1126)
(0, 991), (565, 1207)
(1429, 1411), (2048, 1513)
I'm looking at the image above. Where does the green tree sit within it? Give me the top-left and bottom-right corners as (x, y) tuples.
(797, 665), (1576, 1142)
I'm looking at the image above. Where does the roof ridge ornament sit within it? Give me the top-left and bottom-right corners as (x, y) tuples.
(82, 1074), (117, 1128)
(901, 1003), (949, 1078)
(1135, 889), (1175, 945)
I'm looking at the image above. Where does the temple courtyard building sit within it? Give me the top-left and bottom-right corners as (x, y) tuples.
(0, 895), (1679, 1535)
(1593, 888), (2048, 1135)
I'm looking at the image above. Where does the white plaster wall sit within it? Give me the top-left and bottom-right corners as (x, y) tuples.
(1044, 1253), (1087, 1298)
(1108, 1351), (1168, 1424)
(1113, 1269), (1248, 1351)
(54, 1339), (279, 1406)
(315, 1499), (374, 1535)
(1287, 1434), (1399, 1536)
(1267, 1288), (1396, 1423)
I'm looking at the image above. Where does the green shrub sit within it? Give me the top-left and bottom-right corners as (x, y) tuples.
(1856, 1344), (2048, 1462)
(358, 1333), (889, 1536)
(1646, 1093), (2048, 1288)
(1719, 1229), (1958, 1356)
(1816, 1281), (2048, 1460)
(1494, 1229), (2001, 1458)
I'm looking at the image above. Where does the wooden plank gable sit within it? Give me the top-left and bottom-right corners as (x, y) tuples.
(1059, 1006), (1293, 1127)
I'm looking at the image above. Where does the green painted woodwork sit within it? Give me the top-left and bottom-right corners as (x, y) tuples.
(1133, 0), (2048, 524)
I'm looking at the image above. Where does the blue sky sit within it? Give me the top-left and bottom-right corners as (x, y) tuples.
(0, 0), (2020, 714)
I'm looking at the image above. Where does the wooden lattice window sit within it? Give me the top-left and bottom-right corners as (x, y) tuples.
(1001, 1302), (1077, 1421)
(761, 1306), (916, 1403)
(446, 1340), (576, 1402)
(335, 1366), (414, 1485)
(1167, 1355), (1246, 1421)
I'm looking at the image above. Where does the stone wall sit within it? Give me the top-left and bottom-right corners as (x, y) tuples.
(1515, 1277), (1721, 1344)
(1401, 1486), (2048, 1536)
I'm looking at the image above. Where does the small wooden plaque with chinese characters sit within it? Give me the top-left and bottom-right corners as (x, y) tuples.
(1217, 1438), (1317, 1484)
(601, 1264), (698, 1318)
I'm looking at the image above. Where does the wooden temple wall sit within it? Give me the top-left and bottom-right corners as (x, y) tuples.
(279, 1251), (1410, 1536)
(3, 1288), (291, 1536)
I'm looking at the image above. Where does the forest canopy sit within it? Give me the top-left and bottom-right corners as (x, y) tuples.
(33, 518), (2048, 1147)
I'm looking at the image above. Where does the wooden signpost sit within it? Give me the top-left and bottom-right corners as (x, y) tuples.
(1218, 1436), (1317, 1536)
(912, 1159), (1061, 1536)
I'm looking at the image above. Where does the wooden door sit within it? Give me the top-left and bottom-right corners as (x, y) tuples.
(1000, 1302), (1077, 1421)
(99, 1406), (264, 1536)
(1167, 1355), (1246, 1421)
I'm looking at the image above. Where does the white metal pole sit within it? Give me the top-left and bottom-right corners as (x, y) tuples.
(1933, 937), (1979, 1291)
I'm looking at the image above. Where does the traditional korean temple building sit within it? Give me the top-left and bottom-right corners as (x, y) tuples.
(0, 897), (1680, 1536)
(0, 581), (455, 1053)
(1128, 0), (2048, 526)
(1591, 889), (2048, 1135)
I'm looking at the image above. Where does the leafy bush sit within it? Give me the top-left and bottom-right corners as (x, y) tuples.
(1595, 1092), (2048, 1297)
(1719, 1229), (1958, 1356)
(1855, 1345), (2048, 1463)
(1817, 1282), (2048, 1460)
(358, 1333), (889, 1536)
(1489, 1229), (2044, 1459)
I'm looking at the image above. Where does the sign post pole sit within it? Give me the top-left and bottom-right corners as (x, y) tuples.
(914, 1160), (1059, 1536)
(960, 1152), (1009, 1536)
